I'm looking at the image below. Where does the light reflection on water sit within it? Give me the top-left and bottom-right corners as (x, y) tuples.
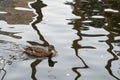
(0, 0), (120, 80)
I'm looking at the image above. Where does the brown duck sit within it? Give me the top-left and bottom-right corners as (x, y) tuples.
(23, 45), (57, 57)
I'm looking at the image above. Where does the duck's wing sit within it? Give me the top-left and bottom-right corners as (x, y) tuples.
(33, 47), (47, 53)
(30, 47), (49, 57)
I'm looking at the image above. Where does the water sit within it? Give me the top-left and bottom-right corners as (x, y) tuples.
(0, 0), (120, 80)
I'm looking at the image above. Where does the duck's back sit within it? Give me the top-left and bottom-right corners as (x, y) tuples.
(24, 47), (50, 57)
(32, 47), (49, 57)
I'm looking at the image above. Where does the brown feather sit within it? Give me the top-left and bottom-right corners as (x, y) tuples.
(23, 45), (56, 57)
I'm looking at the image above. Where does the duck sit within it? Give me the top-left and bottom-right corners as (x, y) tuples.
(23, 45), (57, 57)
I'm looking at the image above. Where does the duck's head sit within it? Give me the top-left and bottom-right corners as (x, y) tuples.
(48, 45), (57, 56)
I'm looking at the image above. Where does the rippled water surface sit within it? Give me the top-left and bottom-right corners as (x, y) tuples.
(0, 0), (120, 80)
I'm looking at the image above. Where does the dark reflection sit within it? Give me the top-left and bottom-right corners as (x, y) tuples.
(102, 1), (120, 80)
(66, 0), (104, 79)
(102, 0), (120, 34)
(105, 32), (119, 80)
(31, 56), (57, 80)
(29, 0), (49, 47)
(114, 41), (120, 56)
(68, 19), (96, 49)
(66, 0), (120, 80)
(0, 29), (22, 39)
(30, 0), (47, 24)
(65, 0), (104, 19)
(67, 13), (94, 80)
(65, 0), (85, 19)
(31, 59), (42, 80)
(65, 0), (107, 30)
(0, 0), (34, 24)
(48, 55), (57, 67)
(68, 18), (94, 80)
(102, 0), (120, 10)
(103, 12), (120, 34)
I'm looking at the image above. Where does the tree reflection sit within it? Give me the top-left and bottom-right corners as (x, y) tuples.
(0, 29), (22, 39)
(0, 0), (34, 24)
(105, 32), (119, 80)
(102, 1), (120, 80)
(66, 0), (120, 80)
(31, 56), (57, 80)
(66, 1), (96, 79)
(31, 59), (42, 80)
(68, 18), (96, 80)
(29, 0), (49, 47)
(65, 0), (104, 19)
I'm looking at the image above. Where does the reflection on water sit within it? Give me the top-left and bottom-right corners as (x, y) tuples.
(68, 19), (94, 80)
(0, 0), (34, 24)
(29, 0), (49, 47)
(31, 59), (41, 80)
(66, 0), (120, 80)
(105, 32), (119, 80)
(102, 1), (120, 79)
(0, 29), (22, 39)
(0, 0), (120, 80)
(31, 58), (57, 80)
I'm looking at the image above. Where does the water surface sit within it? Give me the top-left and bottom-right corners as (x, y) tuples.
(0, 0), (120, 80)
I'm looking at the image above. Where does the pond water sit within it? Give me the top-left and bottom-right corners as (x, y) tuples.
(0, 0), (120, 80)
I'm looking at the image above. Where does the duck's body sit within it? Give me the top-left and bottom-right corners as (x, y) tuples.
(23, 45), (56, 57)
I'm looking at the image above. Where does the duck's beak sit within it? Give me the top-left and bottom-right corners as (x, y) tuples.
(51, 50), (58, 57)
(51, 50), (57, 54)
